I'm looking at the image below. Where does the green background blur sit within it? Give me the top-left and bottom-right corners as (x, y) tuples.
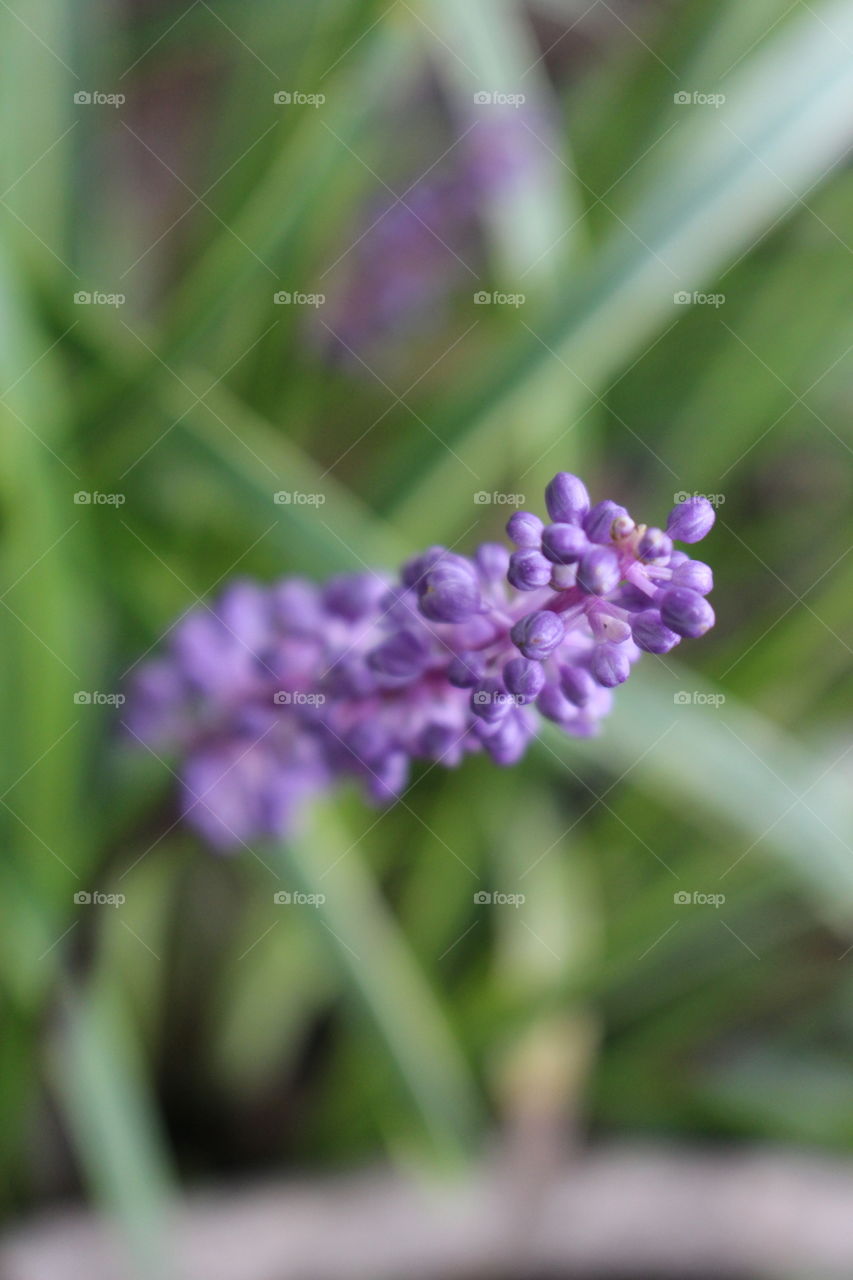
(1, 0), (852, 1268)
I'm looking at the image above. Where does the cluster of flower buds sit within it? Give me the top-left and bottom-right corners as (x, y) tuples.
(127, 478), (715, 849)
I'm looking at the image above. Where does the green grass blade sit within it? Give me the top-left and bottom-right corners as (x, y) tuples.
(51, 978), (176, 1279)
(536, 665), (853, 927)
(278, 805), (482, 1160)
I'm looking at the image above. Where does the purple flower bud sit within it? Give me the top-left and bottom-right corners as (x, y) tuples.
(379, 586), (420, 626)
(172, 614), (250, 699)
(475, 542), (510, 581)
(559, 664), (596, 707)
(631, 610), (681, 654)
(471, 677), (514, 722)
(483, 708), (531, 765)
(506, 510), (543, 548)
(272, 579), (324, 633)
(536, 681), (575, 724)
(610, 581), (652, 612)
(419, 556), (481, 622)
(368, 628), (431, 678)
(323, 572), (386, 621)
(545, 472), (590, 524)
(507, 549), (552, 591)
(666, 496), (715, 543)
(217, 581), (271, 649)
(367, 751), (409, 805)
(671, 558), (713, 594)
(577, 546), (621, 596)
(324, 654), (376, 698)
(450, 614), (500, 651)
(346, 721), (392, 766)
(402, 545), (446, 588)
(125, 660), (188, 747)
(511, 610), (565, 661)
(589, 610), (631, 643)
(637, 527), (673, 565)
(183, 740), (305, 850)
(447, 652), (485, 688)
(591, 643), (631, 687)
(660, 587), (715, 638)
(503, 656), (546, 704)
(418, 722), (464, 765)
(550, 564), (577, 590)
(584, 500), (629, 544)
(541, 522), (588, 565)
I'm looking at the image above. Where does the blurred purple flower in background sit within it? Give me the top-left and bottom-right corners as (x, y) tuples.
(317, 105), (549, 363)
(127, 480), (716, 849)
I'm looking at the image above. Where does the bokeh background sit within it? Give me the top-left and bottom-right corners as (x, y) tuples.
(1, 0), (852, 1276)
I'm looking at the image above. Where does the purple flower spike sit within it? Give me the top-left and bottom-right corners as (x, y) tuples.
(507, 549), (552, 591)
(545, 472), (590, 524)
(506, 511), (543, 548)
(666, 496), (716, 543)
(541, 522), (587, 565)
(577, 546), (621, 596)
(128, 468), (717, 849)
(660, 587), (716, 638)
(511, 610), (565, 661)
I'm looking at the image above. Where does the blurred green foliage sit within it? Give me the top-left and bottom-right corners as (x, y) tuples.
(0, 0), (851, 1270)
